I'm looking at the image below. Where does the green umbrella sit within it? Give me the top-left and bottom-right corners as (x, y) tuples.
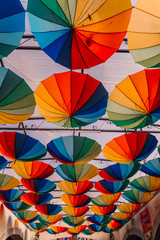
(0, 67), (35, 124)
(130, 175), (160, 192)
(122, 189), (153, 204)
(62, 215), (85, 227)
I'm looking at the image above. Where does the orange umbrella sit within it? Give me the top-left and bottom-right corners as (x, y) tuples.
(92, 193), (121, 206)
(118, 203), (141, 213)
(50, 226), (68, 233)
(67, 225), (87, 235)
(90, 205), (117, 215)
(63, 206), (89, 216)
(61, 194), (91, 207)
(58, 180), (93, 195)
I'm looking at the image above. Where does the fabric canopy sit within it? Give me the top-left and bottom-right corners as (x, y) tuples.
(141, 158), (160, 177)
(95, 179), (129, 194)
(38, 214), (63, 225)
(0, 174), (20, 190)
(35, 204), (62, 215)
(90, 205), (117, 215)
(63, 206), (89, 216)
(130, 175), (160, 192)
(4, 201), (31, 212)
(14, 210), (39, 223)
(58, 180), (93, 195)
(87, 215), (111, 226)
(0, 189), (24, 203)
(27, 0), (132, 69)
(92, 193), (121, 206)
(122, 189), (153, 203)
(61, 194), (91, 207)
(117, 203), (141, 213)
(47, 135), (101, 165)
(35, 71), (108, 127)
(20, 192), (53, 205)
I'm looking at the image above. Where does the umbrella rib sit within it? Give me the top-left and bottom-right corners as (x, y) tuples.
(135, 6), (160, 21)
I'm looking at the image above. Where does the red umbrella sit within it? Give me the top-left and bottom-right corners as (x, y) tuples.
(20, 192), (53, 205)
(90, 205), (117, 215)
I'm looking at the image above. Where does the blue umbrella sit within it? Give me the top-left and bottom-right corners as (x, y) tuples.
(4, 201), (31, 212)
(88, 224), (106, 232)
(0, 156), (8, 170)
(0, 0), (25, 59)
(99, 162), (141, 181)
(95, 179), (129, 194)
(87, 215), (111, 226)
(36, 204), (62, 215)
(141, 158), (160, 177)
(0, 189), (24, 202)
(103, 227), (114, 233)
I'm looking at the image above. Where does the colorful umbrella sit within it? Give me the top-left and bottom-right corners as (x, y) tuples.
(4, 201), (31, 212)
(62, 216), (85, 227)
(95, 179), (129, 194)
(35, 204), (62, 215)
(130, 175), (160, 192)
(0, 174), (20, 190)
(39, 214), (63, 225)
(108, 220), (122, 230)
(63, 206), (89, 216)
(14, 210), (39, 223)
(21, 178), (56, 194)
(87, 215), (111, 226)
(20, 192), (53, 205)
(0, 156), (7, 170)
(58, 180), (93, 195)
(0, 189), (24, 203)
(0, 0), (25, 59)
(107, 69), (160, 129)
(50, 226), (68, 234)
(29, 222), (48, 232)
(88, 224), (106, 232)
(122, 189), (153, 203)
(127, 0), (160, 68)
(92, 193), (121, 206)
(47, 135), (101, 164)
(103, 132), (157, 164)
(111, 212), (132, 221)
(82, 228), (94, 235)
(117, 203), (141, 213)
(56, 164), (98, 182)
(90, 205), (117, 216)
(141, 158), (160, 177)
(35, 71), (108, 127)
(11, 161), (54, 179)
(99, 163), (140, 181)
(67, 225), (87, 234)
(0, 68), (35, 124)
(0, 132), (46, 161)
(27, 0), (132, 70)
(61, 194), (91, 207)
(46, 228), (57, 235)
(103, 227), (114, 233)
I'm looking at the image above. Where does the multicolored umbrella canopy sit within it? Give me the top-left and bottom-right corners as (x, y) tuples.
(117, 203), (141, 213)
(0, 189), (24, 203)
(50, 226), (68, 233)
(29, 222), (48, 232)
(88, 224), (106, 232)
(141, 158), (160, 177)
(14, 210), (39, 223)
(107, 69), (160, 129)
(0, 156), (7, 170)
(56, 164), (98, 182)
(27, 0), (132, 70)
(130, 176), (160, 192)
(87, 215), (111, 226)
(127, 0), (160, 68)
(62, 215), (85, 227)
(82, 228), (94, 235)
(0, 174), (20, 190)
(103, 227), (114, 233)
(90, 205), (117, 215)
(0, 132), (46, 161)
(108, 220), (122, 230)
(63, 206), (89, 216)
(122, 189), (154, 203)
(35, 204), (62, 215)
(0, 0), (25, 59)
(47, 135), (101, 165)
(38, 214), (63, 225)
(46, 228), (57, 235)
(95, 179), (129, 194)
(61, 194), (91, 207)
(103, 132), (157, 164)
(92, 193), (121, 206)
(35, 72), (108, 128)
(21, 178), (56, 194)
(58, 180), (93, 195)
(111, 212), (132, 221)
(4, 201), (31, 212)
(20, 192), (53, 205)
(99, 163), (141, 181)
(0, 68), (35, 124)
(67, 225), (87, 234)
(11, 161), (54, 179)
